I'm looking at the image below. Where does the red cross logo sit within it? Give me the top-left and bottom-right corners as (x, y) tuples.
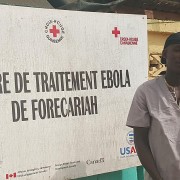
(49, 25), (60, 37)
(112, 27), (120, 38)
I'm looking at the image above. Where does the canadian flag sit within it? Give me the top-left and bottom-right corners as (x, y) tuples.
(6, 173), (16, 179)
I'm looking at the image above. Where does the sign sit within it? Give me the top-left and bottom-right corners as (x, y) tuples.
(0, 5), (148, 180)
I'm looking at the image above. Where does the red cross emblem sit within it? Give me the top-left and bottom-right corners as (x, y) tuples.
(49, 25), (60, 37)
(112, 27), (120, 38)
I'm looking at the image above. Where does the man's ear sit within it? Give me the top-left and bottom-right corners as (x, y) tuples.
(162, 49), (167, 59)
(161, 49), (167, 64)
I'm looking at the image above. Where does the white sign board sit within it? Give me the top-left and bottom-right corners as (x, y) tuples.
(0, 5), (148, 180)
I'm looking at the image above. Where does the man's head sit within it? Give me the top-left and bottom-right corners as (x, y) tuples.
(161, 32), (180, 73)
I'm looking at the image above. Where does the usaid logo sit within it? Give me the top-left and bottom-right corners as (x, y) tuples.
(120, 131), (137, 157)
(126, 131), (134, 145)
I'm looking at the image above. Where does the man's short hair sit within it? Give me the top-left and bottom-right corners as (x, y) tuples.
(161, 32), (180, 64)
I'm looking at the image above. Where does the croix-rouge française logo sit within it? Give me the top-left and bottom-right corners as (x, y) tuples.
(112, 27), (138, 45)
(112, 27), (120, 38)
(45, 20), (65, 43)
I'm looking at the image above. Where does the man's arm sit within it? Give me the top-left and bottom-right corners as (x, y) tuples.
(134, 127), (162, 180)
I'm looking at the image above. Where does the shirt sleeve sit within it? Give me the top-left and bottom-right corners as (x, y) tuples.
(126, 84), (151, 128)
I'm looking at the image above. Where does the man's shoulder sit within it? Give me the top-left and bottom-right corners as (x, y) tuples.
(139, 76), (162, 89)
(136, 76), (163, 95)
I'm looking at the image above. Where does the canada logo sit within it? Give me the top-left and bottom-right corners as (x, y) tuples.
(6, 172), (16, 179)
(45, 20), (65, 43)
(112, 27), (138, 45)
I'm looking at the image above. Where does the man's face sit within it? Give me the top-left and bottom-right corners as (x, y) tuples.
(164, 44), (180, 74)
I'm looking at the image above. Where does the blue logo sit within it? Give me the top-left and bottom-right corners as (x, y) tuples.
(126, 131), (134, 145)
(120, 131), (137, 157)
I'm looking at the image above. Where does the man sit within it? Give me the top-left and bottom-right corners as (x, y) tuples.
(126, 32), (180, 180)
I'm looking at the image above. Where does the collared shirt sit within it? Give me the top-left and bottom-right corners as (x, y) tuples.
(126, 76), (180, 180)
